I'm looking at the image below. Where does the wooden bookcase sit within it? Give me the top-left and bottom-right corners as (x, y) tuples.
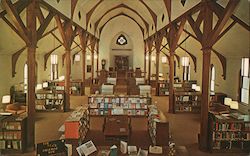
(148, 105), (169, 146)
(64, 107), (90, 144)
(208, 112), (250, 152)
(0, 115), (27, 154)
(174, 91), (201, 113)
(70, 81), (83, 96)
(210, 93), (227, 105)
(88, 95), (151, 116)
(35, 91), (65, 112)
(156, 82), (169, 96)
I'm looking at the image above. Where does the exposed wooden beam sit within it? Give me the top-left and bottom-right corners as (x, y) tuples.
(207, 0), (240, 47)
(178, 45), (197, 72)
(36, 3), (45, 24)
(171, 18), (186, 50)
(51, 32), (63, 45)
(196, 9), (204, 27)
(1, 16), (28, 43)
(0, 0), (31, 18)
(12, 46), (26, 77)
(210, 1), (250, 32)
(44, 45), (62, 71)
(187, 15), (203, 42)
(40, 26), (58, 39)
(2, 0), (30, 45)
(54, 15), (67, 47)
(37, 12), (54, 40)
(215, 20), (236, 43)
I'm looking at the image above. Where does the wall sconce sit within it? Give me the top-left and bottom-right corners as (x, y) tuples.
(74, 54), (80, 62)
(146, 55), (149, 60)
(94, 54), (98, 59)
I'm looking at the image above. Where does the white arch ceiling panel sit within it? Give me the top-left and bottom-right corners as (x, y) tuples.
(44, 0), (71, 18)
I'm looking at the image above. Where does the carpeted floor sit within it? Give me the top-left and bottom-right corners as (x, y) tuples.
(5, 89), (250, 156)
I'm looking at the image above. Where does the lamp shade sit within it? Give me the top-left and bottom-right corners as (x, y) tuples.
(195, 86), (201, 92)
(230, 101), (239, 110)
(2, 95), (11, 104)
(192, 84), (197, 90)
(224, 97), (232, 106)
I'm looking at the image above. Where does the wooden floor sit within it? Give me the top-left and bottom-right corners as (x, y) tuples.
(4, 89), (249, 156)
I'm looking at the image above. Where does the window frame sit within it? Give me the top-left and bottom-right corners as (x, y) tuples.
(240, 58), (249, 105)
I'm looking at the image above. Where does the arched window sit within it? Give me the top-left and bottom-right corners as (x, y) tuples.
(240, 58), (249, 104)
(210, 65), (215, 92)
(51, 54), (58, 80)
(182, 57), (190, 81)
(24, 63), (28, 93)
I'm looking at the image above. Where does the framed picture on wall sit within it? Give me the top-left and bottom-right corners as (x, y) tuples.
(87, 65), (91, 73)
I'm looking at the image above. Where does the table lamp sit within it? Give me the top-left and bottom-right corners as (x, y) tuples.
(230, 101), (239, 110)
(224, 97), (232, 106)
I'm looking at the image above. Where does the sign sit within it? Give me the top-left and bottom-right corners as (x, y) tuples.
(37, 140), (67, 156)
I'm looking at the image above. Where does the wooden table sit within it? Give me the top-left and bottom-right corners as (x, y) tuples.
(103, 115), (130, 141)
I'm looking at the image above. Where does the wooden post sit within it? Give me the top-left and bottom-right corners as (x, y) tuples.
(199, 1), (213, 150)
(64, 48), (71, 111)
(169, 49), (175, 113)
(90, 37), (96, 84)
(96, 40), (99, 72)
(155, 33), (164, 95)
(26, 0), (36, 149)
(79, 29), (87, 95)
(144, 40), (147, 79)
(148, 51), (152, 84)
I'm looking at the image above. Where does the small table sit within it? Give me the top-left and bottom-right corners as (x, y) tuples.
(103, 115), (130, 141)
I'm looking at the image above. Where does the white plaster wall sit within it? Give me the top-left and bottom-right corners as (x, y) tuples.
(99, 16), (144, 71)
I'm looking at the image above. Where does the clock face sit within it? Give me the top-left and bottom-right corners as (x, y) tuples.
(116, 34), (127, 45)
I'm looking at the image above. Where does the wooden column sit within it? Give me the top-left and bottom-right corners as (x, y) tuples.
(148, 51), (152, 83)
(155, 33), (164, 95)
(90, 37), (96, 83)
(144, 40), (147, 79)
(96, 40), (99, 72)
(79, 30), (87, 95)
(169, 48), (175, 113)
(64, 48), (71, 111)
(26, 0), (37, 149)
(199, 1), (213, 150)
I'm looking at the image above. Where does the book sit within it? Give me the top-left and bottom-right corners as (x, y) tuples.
(120, 141), (127, 154)
(128, 146), (137, 155)
(110, 145), (118, 156)
(76, 140), (97, 156)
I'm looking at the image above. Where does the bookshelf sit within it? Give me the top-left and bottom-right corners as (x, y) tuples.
(64, 107), (90, 145)
(210, 93), (227, 106)
(148, 105), (169, 146)
(0, 115), (27, 154)
(156, 82), (169, 96)
(208, 112), (250, 152)
(174, 91), (201, 113)
(88, 95), (151, 116)
(70, 81), (83, 96)
(35, 91), (65, 112)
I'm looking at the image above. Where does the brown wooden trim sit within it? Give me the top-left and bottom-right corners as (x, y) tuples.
(44, 45), (62, 71)
(171, 18), (186, 50)
(187, 15), (202, 42)
(196, 9), (204, 27)
(211, 49), (227, 80)
(51, 32), (64, 45)
(40, 26), (58, 39)
(36, 3), (45, 23)
(11, 46), (26, 77)
(215, 20), (236, 43)
(86, 0), (103, 27)
(207, 0), (240, 48)
(37, 12), (54, 40)
(55, 15), (67, 47)
(0, 0), (31, 18)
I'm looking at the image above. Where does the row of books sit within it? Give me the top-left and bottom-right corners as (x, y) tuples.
(89, 97), (149, 104)
(0, 131), (21, 140)
(175, 95), (199, 101)
(175, 106), (200, 112)
(212, 140), (250, 150)
(36, 93), (64, 100)
(0, 122), (21, 131)
(213, 123), (242, 131)
(89, 103), (148, 109)
(89, 109), (147, 116)
(0, 140), (22, 150)
(175, 102), (200, 106)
